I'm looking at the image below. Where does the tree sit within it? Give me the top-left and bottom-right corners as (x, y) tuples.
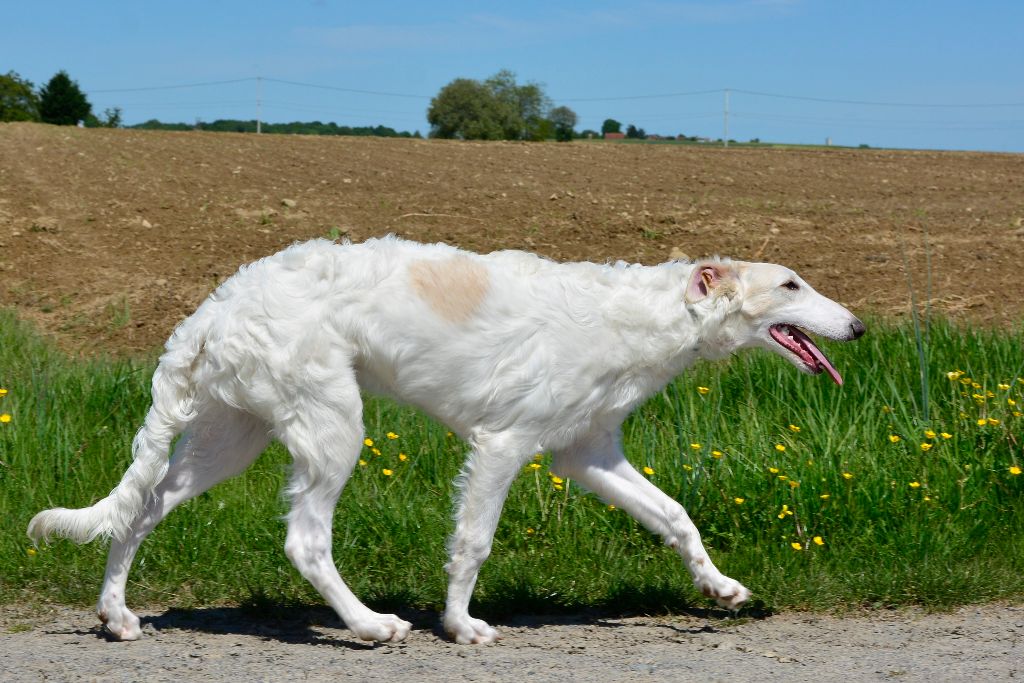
(428, 70), (555, 141)
(427, 78), (506, 140)
(0, 71), (40, 122)
(549, 106), (578, 142)
(39, 71), (91, 125)
(625, 124), (646, 140)
(601, 118), (622, 135)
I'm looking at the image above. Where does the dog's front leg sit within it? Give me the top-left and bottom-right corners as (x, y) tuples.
(443, 435), (531, 644)
(553, 432), (751, 610)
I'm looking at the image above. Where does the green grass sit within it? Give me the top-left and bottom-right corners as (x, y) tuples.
(1, 308), (1022, 618)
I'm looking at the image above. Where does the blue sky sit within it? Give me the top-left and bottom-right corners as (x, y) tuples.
(7, 1), (1023, 151)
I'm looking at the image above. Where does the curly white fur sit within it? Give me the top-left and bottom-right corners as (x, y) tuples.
(28, 235), (863, 644)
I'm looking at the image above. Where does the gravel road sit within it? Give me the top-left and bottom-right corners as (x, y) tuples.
(2, 603), (1021, 682)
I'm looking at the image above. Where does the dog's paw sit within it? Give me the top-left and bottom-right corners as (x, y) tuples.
(98, 605), (142, 641)
(348, 612), (412, 643)
(697, 575), (752, 611)
(444, 615), (500, 645)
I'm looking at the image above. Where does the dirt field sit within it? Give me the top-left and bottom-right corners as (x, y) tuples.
(1, 122), (1022, 355)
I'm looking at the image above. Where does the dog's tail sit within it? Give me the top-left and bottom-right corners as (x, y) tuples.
(27, 315), (211, 545)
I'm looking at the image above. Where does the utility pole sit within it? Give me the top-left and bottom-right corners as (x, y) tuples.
(723, 88), (730, 148)
(256, 76), (262, 134)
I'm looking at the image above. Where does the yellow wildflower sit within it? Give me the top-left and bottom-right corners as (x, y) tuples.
(0, 388), (7, 397)
(26, 547), (36, 556)
(0, 414), (10, 424)
(820, 494), (830, 500)
(977, 418), (988, 426)
(791, 542), (803, 551)
(386, 432), (399, 440)
(690, 442), (701, 450)
(778, 475), (788, 481)
(920, 443), (933, 452)
(775, 444), (786, 452)
(550, 475), (564, 484)
(398, 453), (408, 462)
(711, 450), (724, 459)
(371, 447), (381, 456)
(940, 432), (953, 439)
(988, 418), (1001, 426)
(769, 467), (780, 474)
(642, 467), (654, 476)
(788, 480), (800, 488)
(528, 462), (542, 470)
(998, 383), (1011, 391)
(924, 429), (936, 439)
(607, 504), (616, 511)
(789, 424), (801, 433)
(697, 386), (710, 395)
(358, 459), (367, 467)
(946, 370), (964, 381)
(1010, 466), (1022, 476)
(363, 438), (374, 447)
(778, 504), (793, 519)
(813, 536), (824, 546)
(682, 464), (693, 471)
(842, 472), (854, 480)
(888, 434), (901, 443)
(553, 484), (564, 491)
(1009, 398), (1017, 406)
(909, 481), (921, 488)
(882, 405), (892, 413)
(382, 468), (393, 476)
(526, 527), (534, 535)
(734, 497), (745, 504)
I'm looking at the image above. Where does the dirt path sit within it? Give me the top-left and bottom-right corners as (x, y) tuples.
(3, 604), (1021, 681)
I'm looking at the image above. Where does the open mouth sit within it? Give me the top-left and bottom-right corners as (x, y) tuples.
(769, 324), (843, 385)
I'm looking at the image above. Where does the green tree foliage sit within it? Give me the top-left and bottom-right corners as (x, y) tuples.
(0, 71), (40, 122)
(429, 70), (566, 141)
(549, 106), (578, 142)
(601, 118), (622, 135)
(39, 71), (91, 125)
(427, 78), (507, 140)
(625, 123), (647, 140)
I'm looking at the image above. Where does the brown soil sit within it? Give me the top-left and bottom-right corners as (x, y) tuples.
(1, 122), (1022, 355)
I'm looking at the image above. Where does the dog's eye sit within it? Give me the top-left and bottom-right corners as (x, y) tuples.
(782, 281), (800, 291)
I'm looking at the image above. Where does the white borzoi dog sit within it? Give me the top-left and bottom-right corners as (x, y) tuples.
(28, 236), (864, 644)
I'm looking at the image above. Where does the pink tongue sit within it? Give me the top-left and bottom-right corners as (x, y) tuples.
(804, 337), (843, 385)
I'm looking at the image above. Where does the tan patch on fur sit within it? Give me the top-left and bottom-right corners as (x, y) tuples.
(409, 256), (490, 323)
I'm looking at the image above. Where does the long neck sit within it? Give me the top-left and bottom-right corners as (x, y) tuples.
(593, 261), (702, 395)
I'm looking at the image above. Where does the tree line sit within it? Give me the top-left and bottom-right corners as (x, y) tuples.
(2, 67), (688, 143)
(0, 69), (120, 127)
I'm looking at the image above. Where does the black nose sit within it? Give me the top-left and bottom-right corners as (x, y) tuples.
(849, 319), (866, 339)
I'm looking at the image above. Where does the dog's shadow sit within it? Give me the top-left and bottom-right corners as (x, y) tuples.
(132, 599), (771, 648)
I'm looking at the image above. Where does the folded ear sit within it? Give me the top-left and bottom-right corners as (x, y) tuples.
(684, 262), (736, 303)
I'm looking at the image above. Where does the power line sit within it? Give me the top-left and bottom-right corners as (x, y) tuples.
(262, 77), (431, 100)
(91, 78), (256, 93)
(731, 88), (1024, 109)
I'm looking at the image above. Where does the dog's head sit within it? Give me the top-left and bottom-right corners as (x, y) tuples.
(684, 260), (864, 384)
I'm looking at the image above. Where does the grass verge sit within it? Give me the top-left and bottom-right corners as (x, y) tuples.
(1, 308), (1022, 617)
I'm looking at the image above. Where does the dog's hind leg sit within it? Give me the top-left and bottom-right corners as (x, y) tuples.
(97, 403), (270, 640)
(553, 431), (752, 611)
(275, 372), (412, 644)
(443, 433), (532, 644)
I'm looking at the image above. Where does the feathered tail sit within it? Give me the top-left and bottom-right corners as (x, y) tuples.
(27, 315), (210, 544)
